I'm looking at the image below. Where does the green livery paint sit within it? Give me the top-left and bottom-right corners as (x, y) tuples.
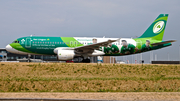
(10, 43), (34, 54)
(6, 14), (175, 59)
(141, 43), (152, 51)
(103, 44), (119, 54)
(121, 44), (135, 54)
(133, 14), (169, 50)
(61, 37), (83, 47)
(138, 14), (168, 41)
(102, 14), (172, 56)
(9, 37), (84, 55)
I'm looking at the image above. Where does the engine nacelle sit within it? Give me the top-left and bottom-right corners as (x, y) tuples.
(57, 50), (75, 60)
(88, 50), (105, 56)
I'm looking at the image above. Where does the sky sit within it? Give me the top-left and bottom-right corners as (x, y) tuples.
(0, 0), (180, 63)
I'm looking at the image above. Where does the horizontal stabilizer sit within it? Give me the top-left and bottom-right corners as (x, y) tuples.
(151, 40), (176, 46)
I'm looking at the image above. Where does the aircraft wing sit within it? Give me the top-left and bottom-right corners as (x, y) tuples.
(151, 40), (176, 46)
(73, 39), (119, 54)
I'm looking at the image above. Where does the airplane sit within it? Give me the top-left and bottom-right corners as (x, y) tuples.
(6, 14), (175, 63)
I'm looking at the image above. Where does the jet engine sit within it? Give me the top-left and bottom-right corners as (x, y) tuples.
(57, 50), (75, 60)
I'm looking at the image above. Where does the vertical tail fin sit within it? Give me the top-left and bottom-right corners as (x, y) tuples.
(139, 14), (168, 41)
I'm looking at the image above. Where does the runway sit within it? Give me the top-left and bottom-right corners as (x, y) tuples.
(0, 92), (180, 101)
(0, 98), (117, 101)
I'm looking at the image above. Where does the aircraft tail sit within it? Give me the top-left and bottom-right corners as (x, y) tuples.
(138, 14), (168, 41)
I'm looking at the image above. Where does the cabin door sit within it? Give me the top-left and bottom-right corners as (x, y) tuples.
(25, 38), (31, 48)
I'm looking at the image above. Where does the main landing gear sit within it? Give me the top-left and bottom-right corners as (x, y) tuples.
(81, 58), (90, 63)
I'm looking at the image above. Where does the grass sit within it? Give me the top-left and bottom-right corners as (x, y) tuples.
(0, 63), (180, 92)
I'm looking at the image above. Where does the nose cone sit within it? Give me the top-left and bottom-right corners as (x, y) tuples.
(6, 44), (12, 52)
(5, 44), (27, 55)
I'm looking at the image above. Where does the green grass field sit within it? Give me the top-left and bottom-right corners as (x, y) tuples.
(0, 63), (180, 92)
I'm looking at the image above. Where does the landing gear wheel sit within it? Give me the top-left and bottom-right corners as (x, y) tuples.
(82, 59), (90, 63)
(28, 54), (31, 62)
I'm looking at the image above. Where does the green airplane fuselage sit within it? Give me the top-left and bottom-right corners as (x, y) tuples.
(8, 36), (172, 56)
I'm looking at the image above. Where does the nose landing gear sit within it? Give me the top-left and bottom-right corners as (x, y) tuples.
(28, 54), (31, 62)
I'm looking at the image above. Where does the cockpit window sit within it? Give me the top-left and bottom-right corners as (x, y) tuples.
(12, 41), (20, 43)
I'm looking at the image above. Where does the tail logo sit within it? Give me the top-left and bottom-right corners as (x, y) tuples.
(153, 21), (165, 34)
